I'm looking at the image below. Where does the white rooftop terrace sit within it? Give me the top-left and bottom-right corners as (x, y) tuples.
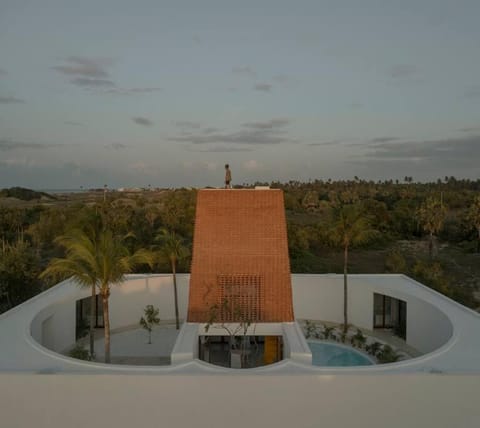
(1, 273), (480, 427)
(0, 273), (479, 373)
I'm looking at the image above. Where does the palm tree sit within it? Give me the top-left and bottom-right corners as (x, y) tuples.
(40, 227), (98, 358)
(156, 229), (189, 330)
(41, 227), (154, 363)
(418, 197), (446, 258)
(467, 196), (480, 253)
(327, 204), (378, 335)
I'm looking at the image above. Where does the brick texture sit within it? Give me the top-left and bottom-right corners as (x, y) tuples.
(187, 189), (294, 322)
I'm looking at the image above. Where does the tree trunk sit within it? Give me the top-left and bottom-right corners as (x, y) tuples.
(343, 244), (349, 335)
(477, 228), (480, 253)
(429, 232), (434, 259)
(102, 291), (111, 363)
(172, 258), (180, 330)
(89, 284), (96, 358)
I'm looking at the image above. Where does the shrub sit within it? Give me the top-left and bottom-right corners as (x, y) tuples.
(365, 341), (382, 357)
(339, 324), (350, 343)
(69, 344), (91, 361)
(350, 329), (367, 348)
(384, 249), (407, 273)
(304, 320), (317, 339)
(321, 324), (335, 340)
(376, 344), (400, 363)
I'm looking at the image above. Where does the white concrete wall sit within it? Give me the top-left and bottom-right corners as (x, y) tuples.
(30, 299), (76, 353)
(292, 274), (374, 330)
(405, 295), (453, 354)
(29, 274), (190, 354)
(108, 274), (190, 329)
(2, 374), (480, 428)
(292, 274), (454, 353)
(27, 273), (454, 360)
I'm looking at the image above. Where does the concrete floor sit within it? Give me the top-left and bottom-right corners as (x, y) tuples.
(83, 323), (180, 365)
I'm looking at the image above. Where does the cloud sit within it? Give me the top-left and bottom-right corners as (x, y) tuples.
(272, 75), (289, 84)
(0, 96), (25, 104)
(52, 56), (113, 78)
(243, 159), (262, 171)
(242, 118), (290, 129)
(458, 127), (480, 133)
(185, 146), (254, 153)
(127, 161), (160, 177)
(183, 160), (217, 172)
(388, 64), (417, 79)
(53, 57), (160, 95)
(64, 121), (85, 126)
(105, 143), (128, 150)
(0, 138), (59, 151)
(0, 158), (109, 188)
(170, 130), (287, 145)
(464, 86), (480, 99)
(362, 135), (480, 171)
(104, 87), (162, 95)
(232, 66), (256, 77)
(308, 140), (340, 147)
(0, 69), (7, 76)
(174, 121), (202, 129)
(0, 157), (37, 168)
(370, 137), (400, 143)
(202, 127), (220, 134)
(350, 103), (363, 110)
(254, 83), (272, 92)
(132, 117), (153, 126)
(70, 77), (115, 87)
(170, 118), (294, 146)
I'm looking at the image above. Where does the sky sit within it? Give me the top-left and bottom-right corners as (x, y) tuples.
(0, 0), (479, 189)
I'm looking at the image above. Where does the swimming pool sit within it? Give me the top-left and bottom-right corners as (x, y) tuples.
(308, 341), (374, 367)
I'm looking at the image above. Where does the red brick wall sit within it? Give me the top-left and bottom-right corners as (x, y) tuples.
(187, 189), (294, 322)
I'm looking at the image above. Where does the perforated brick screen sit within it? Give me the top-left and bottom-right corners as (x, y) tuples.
(217, 274), (264, 322)
(187, 189), (294, 322)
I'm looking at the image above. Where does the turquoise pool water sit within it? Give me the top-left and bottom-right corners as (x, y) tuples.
(308, 341), (374, 367)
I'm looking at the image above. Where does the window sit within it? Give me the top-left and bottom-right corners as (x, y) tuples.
(75, 295), (104, 339)
(373, 293), (407, 339)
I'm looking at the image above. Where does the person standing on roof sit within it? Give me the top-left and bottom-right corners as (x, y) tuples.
(224, 164), (232, 189)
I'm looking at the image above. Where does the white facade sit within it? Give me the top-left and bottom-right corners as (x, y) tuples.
(0, 273), (478, 373)
(1, 273), (480, 428)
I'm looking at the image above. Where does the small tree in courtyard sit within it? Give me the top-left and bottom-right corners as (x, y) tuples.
(205, 297), (254, 368)
(140, 305), (160, 344)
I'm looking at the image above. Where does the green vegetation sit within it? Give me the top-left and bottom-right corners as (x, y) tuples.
(140, 305), (161, 344)
(1, 178), (479, 323)
(418, 197), (447, 258)
(156, 228), (189, 330)
(326, 203), (379, 333)
(68, 343), (91, 361)
(0, 187), (55, 202)
(40, 212), (155, 363)
(376, 344), (401, 364)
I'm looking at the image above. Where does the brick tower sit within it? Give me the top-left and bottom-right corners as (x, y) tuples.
(187, 188), (294, 323)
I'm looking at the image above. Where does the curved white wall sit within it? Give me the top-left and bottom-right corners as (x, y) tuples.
(30, 273), (454, 359)
(30, 274), (190, 354)
(291, 274), (454, 354)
